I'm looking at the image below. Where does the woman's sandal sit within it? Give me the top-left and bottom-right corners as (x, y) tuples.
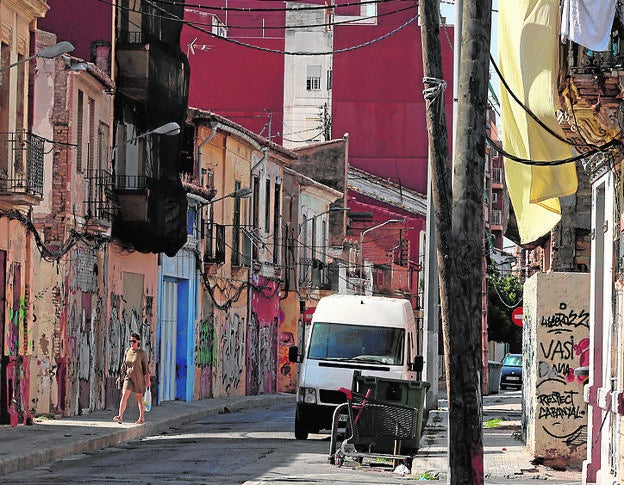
(135, 419), (144, 425)
(113, 416), (123, 424)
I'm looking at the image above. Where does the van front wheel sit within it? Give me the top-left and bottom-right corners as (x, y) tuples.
(295, 411), (309, 440)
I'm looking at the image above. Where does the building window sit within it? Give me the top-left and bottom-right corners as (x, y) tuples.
(306, 65), (322, 90)
(327, 69), (332, 90)
(311, 217), (317, 260)
(492, 167), (502, 184)
(77, 91), (84, 172)
(491, 209), (502, 226)
(492, 191), (498, 204)
(265, 178), (271, 232)
(88, 97), (96, 173)
(273, 183), (281, 264)
(322, 220), (327, 264)
(232, 180), (242, 265)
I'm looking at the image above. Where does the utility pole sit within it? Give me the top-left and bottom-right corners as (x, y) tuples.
(420, 1), (492, 483)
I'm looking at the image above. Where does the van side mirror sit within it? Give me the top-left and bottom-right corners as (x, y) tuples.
(288, 345), (302, 363)
(410, 355), (424, 373)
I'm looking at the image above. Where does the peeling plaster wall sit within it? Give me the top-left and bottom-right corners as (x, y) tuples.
(105, 247), (158, 409)
(524, 272), (590, 467)
(29, 244), (158, 417)
(1, 218), (33, 425)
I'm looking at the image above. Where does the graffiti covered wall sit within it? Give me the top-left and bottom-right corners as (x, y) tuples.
(278, 292), (300, 393)
(194, 290), (214, 400)
(211, 298), (247, 398)
(248, 276), (279, 395)
(524, 272), (590, 467)
(29, 244), (158, 417)
(105, 247), (158, 409)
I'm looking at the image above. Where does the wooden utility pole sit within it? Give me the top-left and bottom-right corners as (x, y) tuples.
(420, 1), (492, 483)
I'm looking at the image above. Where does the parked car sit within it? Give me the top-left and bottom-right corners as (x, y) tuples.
(500, 353), (523, 390)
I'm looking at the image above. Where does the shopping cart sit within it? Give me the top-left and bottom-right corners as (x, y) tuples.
(328, 387), (419, 467)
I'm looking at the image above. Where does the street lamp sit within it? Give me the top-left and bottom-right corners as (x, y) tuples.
(112, 121), (182, 189)
(201, 187), (252, 206)
(0, 41), (75, 72)
(298, 207), (349, 234)
(360, 219), (405, 281)
(126, 121), (181, 143)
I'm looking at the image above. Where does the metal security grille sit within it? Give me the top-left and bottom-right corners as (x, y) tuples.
(0, 132), (44, 197)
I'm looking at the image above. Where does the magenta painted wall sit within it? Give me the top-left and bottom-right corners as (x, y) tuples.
(39, 0), (113, 62)
(332, 9), (454, 194)
(182, 8), (285, 139)
(182, 1), (454, 195)
(248, 276), (280, 395)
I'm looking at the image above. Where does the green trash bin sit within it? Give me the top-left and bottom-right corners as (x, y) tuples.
(352, 373), (430, 454)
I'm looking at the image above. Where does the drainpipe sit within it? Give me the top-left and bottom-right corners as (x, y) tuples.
(251, 146), (269, 175)
(197, 119), (219, 171)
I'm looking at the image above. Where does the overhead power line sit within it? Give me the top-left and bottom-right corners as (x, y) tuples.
(100, 0), (420, 56)
(143, 0), (398, 13)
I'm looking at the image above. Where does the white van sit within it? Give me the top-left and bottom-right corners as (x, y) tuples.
(289, 294), (423, 440)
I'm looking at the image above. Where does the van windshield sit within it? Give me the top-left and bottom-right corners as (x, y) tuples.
(307, 322), (404, 365)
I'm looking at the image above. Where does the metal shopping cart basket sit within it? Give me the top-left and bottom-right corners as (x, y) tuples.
(328, 387), (419, 467)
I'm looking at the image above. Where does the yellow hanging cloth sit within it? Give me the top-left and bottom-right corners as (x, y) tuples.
(499, 0), (578, 245)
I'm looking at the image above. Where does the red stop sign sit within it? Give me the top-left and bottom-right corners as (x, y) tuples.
(511, 307), (523, 327)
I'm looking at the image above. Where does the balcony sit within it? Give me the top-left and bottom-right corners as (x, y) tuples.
(0, 132), (44, 205)
(115, 30), (188, 106)
(113, 174), (151, 222)
(299, 257), (330, 289)
(559, 33), (624, 153)
(84, 169), (116, 232)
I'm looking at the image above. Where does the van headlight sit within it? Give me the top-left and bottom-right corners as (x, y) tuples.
(299, 387), (316, 404)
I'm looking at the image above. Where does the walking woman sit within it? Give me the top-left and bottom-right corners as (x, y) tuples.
(114, 333), (151, 425)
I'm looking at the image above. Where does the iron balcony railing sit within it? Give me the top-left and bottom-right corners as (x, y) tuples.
(0, 131), (44, 198)
(568, 24), (624, 74)
(114, 174), (151, 191)
(299, 257), (330, 288)
(84, 169), (116, 221)
(117, 30), (147, 45)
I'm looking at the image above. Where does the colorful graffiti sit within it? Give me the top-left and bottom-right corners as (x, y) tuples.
(196, 317), (214, 368)
(535, 301), (589, 453)
(277, 294), (300, 393)
(248, 277), (279, 395)
(6, 263), (31, 426)
(220, 311), (245, 395)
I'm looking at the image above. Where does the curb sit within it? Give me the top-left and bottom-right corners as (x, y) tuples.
(0, 394), (292, 477)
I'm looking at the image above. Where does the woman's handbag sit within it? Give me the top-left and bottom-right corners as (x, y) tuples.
(143, 386), (152, 412)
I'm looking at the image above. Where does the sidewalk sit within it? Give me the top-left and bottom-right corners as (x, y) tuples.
(0, 393), (293, 477)
(412, 390), (583, 483)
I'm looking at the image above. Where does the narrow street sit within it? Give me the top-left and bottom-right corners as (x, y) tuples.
(1, 401), (413, 484)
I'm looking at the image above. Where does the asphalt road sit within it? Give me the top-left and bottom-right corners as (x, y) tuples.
(1, 400), (415, 484)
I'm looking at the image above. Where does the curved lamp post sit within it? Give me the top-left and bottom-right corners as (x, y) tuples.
(298, 206), (349, 235)
(0, 41), (75, 72)
(112, 121), (182, 189)
(127, 121), (181, 143)
(200, 187), (252, 207)
(359, 219), (405, 281)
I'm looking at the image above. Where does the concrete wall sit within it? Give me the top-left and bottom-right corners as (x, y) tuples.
(524, 272), (590, 468)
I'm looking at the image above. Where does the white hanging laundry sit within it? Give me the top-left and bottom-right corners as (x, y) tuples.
(561, 0), (617, 51)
